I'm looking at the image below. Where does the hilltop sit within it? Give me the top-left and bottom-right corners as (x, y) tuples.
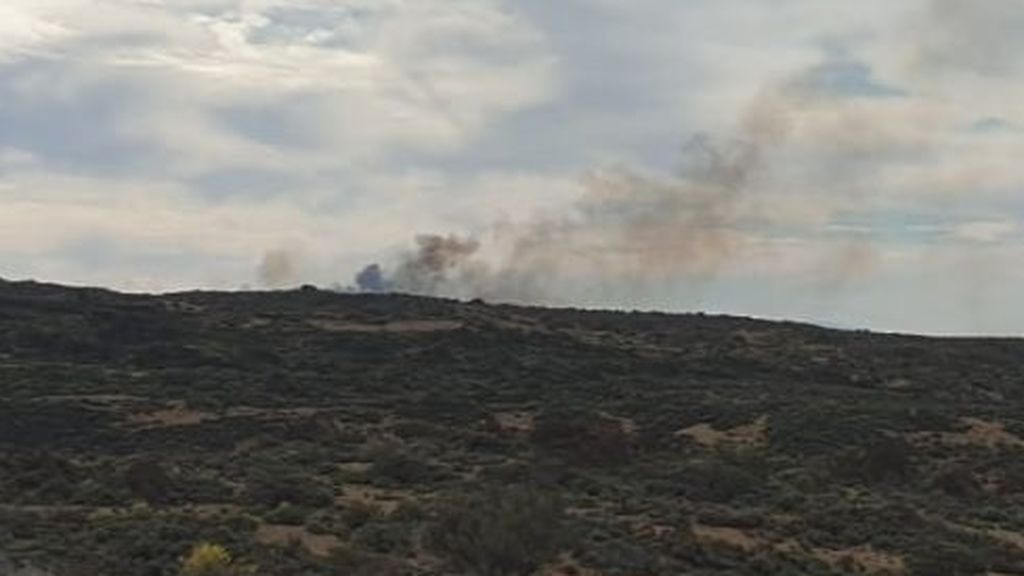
(2, 279), (1024, 575)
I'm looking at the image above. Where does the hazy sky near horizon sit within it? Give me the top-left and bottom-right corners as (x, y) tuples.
(2, 0), (1024, 334)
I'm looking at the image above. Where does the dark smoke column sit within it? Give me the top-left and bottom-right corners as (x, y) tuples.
(355, 263), (389, 292)
(353, 234), (480, 296)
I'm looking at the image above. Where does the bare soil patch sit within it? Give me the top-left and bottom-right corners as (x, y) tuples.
(491, 411), (536, 434)
(908, 417), (1024, 449)
(335, 485), (415, 515)
(255, 524), (341, 557)
(127, 401), (213, 428)
(811, 545), (904, 574)
(677, 415), (768, 448)
(691, 523), (762, 552)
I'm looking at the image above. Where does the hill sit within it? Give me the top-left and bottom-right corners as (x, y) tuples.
(2, 279), (1024, 575)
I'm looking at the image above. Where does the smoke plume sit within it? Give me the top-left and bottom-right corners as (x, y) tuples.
(257, 249), (299, 288)
(355, 87), (807, 300)
(354, 263), (389, 292)
(354, 39), (996, 303)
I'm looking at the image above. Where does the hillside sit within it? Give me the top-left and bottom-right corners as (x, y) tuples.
(2, 279), (1024, 575)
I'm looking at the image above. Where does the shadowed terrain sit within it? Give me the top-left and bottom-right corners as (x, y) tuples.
(2, 279), (1024, 575)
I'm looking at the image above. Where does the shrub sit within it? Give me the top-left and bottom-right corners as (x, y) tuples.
(906, 542), (986, 576)
(263, 503), (310, 526)
(532, 408), (632, 467)
(180, 543), (233, 576)
(930, 466), (981, 498)
(329, 546), (405, 576)
(340, 501), (380, 530)
(367, 447), (438, 486)
(831, 436), (912, 484)
(242, 466), (331, 508)
(124, 459), (175, 505)
(670, 460), (760, 503)
(351, 521), (412, 554)
(428, 486), (569, 576)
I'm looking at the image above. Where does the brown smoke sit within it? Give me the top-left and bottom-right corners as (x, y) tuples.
(257, 249), (299, 288)
(359, 81), (821, 300)
(388, 234), (481, 294)
(356, 55), (925, 302)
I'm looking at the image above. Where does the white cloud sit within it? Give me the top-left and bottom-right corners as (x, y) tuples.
(0, 1), (75, 61)
(953, 220), (1018, 243)
(0, 0), (556, 171)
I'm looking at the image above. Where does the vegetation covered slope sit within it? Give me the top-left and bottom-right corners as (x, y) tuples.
(2, 279), (1024, 575)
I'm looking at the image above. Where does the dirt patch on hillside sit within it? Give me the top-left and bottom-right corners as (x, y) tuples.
(38, 394), (146, 404)
(925, 513), (1024, 554)
(677, 416), (768, 448)
(908, 417), (1024, 450)
(336, 461), (372, 474)
(336, 485), (414, 515)
(691, 522), (904, 574)
(490, 411), (536, 434)
(127, 401), (213, 428)
(309, 318), (464, 333)
(990, 528), (1024, 550)
(960, 418), (1024, 448)
(255, 524), (340, 557)
(599, 412), (637, 436)
(538, 553), (602, 576)
(226, 406), (324, 419)
(691, 523), (763, 552)
(811, 545), (904, 574)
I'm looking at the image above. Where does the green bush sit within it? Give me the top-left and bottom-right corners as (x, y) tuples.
(263, 503), (310, 526)
(532, 407), (632, 467)
(351, 521), (412, 555)
(906, 542), (986, 576)
(427, 486), (569, 576)
(241, 465), (332, 508)
(367, 447), (438, 486)
(328, 546), (405, 576)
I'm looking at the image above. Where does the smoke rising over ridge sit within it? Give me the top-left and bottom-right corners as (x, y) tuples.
(5, 0), (1023, 332)
(258, 249), (300, 289)
(355, 66), (887, 303)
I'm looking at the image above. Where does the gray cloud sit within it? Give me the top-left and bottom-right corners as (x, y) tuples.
(917, 0), (1024, 76)
(0, 59), (162, 174)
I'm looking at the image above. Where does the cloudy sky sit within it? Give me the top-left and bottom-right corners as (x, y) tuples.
(1, 0), (1023, 334)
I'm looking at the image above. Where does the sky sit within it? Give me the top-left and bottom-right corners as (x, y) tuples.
(1, 0), (1023, 335)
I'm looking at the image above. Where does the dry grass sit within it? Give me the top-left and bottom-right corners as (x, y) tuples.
(811, 545), (904, 574)
(598, 412), (637, 436)
(491, 411), (536, 434)
(127, 401), (212, 428)
(691, 521), (905, 574)
(335, 485), (414, 515)
(537, 553), (603, 576)
(908, 417), (1024, 449)
(690, 523), (762, 552)
(676, 415), (768, 448)
(988, 528), (1024, 550)
(254, 524), (341, 557)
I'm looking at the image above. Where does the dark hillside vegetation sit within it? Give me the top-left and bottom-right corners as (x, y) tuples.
(2, 279), (1024, 575)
